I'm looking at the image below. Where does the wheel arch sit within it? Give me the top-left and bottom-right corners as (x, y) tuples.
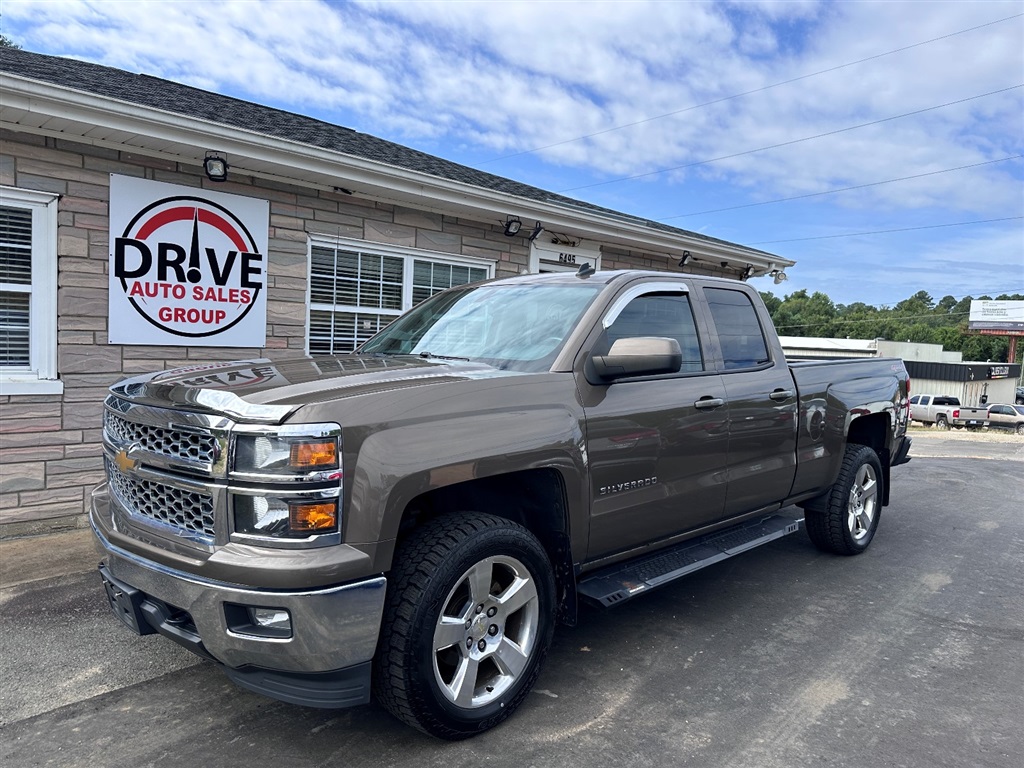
(846, 411), (893, 506)
(390, 468), (579, 626)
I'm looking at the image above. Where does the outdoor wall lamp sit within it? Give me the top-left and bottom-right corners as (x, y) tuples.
(502, 216), (523, 236)
(772, 270), (789, 285)
(203, 152), (229, 182)
(678, 251), (692, 267)
(742, 264), (756, 280)
(528, 221), (544, 242)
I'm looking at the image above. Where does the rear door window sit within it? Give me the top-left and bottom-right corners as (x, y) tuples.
(704, 288), (770, 370)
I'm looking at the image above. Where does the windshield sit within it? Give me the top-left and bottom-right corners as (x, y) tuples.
(359, 282), (603, 372)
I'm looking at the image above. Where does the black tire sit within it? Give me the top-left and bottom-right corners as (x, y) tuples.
(373, 513), (555, 739)
(1016, 423), (1024, 436)
(804, 444), (884, 556)
(935, 415), (950, 430)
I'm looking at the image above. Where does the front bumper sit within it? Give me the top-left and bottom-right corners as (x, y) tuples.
(91, 495), (386, 708)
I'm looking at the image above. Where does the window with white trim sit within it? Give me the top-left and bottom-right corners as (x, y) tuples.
(0, 187), (61, 395)
(307, 237), (492, 355)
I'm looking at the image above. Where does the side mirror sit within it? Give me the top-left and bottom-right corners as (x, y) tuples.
(591, 337), (682, 381)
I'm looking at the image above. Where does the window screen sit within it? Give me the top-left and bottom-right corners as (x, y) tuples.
(412, 260), (487, 304)
(0, 206), (34, 368)
(704, 288), (770, 370)
(307, 242), (491, 355)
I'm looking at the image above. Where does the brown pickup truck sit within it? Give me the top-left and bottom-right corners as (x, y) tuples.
(92, 270), (912, 739)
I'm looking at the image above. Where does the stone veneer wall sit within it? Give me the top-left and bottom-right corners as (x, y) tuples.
(0, 129), (728, 535)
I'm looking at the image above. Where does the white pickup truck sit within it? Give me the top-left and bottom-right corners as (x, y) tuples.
(909, 394), (988, 430)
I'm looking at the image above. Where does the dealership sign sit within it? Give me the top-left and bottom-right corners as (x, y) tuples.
(108, 175), (269, 346)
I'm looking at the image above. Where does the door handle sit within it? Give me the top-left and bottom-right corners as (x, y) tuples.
(694, 397), (725, 410)
(769, 389), (795, 402)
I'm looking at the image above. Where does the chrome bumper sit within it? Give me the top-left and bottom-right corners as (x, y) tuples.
(90, 503), (386, 678)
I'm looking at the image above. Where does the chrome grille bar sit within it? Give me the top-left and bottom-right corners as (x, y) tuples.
(106, 458), (216, 539)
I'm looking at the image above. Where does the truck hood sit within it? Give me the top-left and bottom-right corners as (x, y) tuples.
(108, 354), (518, 423)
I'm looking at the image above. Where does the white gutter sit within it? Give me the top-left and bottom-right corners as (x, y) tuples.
(0, 72), (793, 273)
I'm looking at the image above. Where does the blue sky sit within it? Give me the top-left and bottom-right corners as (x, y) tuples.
(3, 0), (1022, 306)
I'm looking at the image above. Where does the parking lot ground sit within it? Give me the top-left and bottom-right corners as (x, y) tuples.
(1, 435), (1021, 768)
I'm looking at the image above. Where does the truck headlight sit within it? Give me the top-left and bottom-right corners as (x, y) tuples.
(229, 424), (343, 545)
(233, 494), (339, 538)
(234, 434), (339, 474)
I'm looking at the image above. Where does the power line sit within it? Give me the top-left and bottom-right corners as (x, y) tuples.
(656, 155), (1023, 220)
(774, 311), (971, 330)
(478, 13), (1024, 165)
(767, 288), (1022, 314)
(559, 85), (1023, 192)
(749, 216), (1023, 245)
(849, 290), (1017, 312)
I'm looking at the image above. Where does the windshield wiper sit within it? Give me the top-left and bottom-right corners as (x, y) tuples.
(417, 351), (471, 362)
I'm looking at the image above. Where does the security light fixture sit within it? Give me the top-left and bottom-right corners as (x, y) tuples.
(203, 152), (229, 182)
(772, 270), (789, 285)
(503, 216), (523, 236)
(528, 221), (544, 242)
(742, 264), (756, 280)
(678, 251), (692, 267)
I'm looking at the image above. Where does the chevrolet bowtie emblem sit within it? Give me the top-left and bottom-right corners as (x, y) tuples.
(114, 447), (139, 473)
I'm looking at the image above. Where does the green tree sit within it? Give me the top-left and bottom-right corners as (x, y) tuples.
(771, 290), (838, 337)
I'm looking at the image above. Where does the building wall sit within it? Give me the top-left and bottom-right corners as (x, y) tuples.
(0, 130), (727, 534)
(877, 340), (962, 363)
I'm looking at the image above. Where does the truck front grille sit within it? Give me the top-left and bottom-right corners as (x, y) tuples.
(104, 410), (218, 465)
(106, 458), (216, 539)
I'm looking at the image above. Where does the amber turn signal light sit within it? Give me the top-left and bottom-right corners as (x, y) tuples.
(289, 501), (338, 531)
(289, 441), (338, 469)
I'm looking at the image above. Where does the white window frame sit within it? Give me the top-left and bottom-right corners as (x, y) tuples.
(305, 235), (495, 355)
(0, 186), (62, 396)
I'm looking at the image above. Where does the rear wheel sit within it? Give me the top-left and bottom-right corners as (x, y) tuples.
(374, 513), (555, 739)
(805, 444), (884, 556)
(935, 415), (950, 430)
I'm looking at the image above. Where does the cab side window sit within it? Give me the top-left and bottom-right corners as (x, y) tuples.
(602, 293), (704, 372)
(704, 288), (770, 370)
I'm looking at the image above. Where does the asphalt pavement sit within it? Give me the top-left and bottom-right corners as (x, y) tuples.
(1, 432), (1021, 768)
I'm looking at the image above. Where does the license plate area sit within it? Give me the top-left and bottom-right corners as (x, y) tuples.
(99, 565), (156, 636)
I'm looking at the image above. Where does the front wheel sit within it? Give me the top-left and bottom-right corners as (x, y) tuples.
(373, 513), (555, 739)
(1016, 423), (1024, 436)
(804, 444), (884, 556)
